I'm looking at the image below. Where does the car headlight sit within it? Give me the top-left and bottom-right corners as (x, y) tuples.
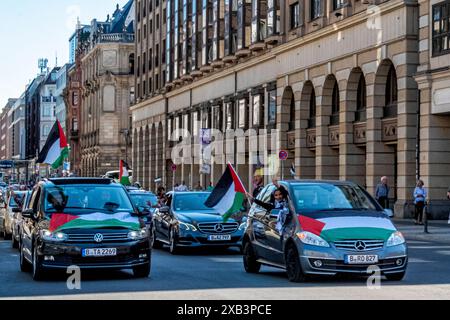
(41, 230), (68, 242)
(387, 231), (406, 247)
(239, 222), (247, 231)
(297, 231), (330, 248)
(128, 228), (149, 240)
(179, 222), (197, 232)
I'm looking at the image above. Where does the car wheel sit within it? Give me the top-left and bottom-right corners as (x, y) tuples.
(133, 254), (151, 278)
(32, 245), (46, 281)
(169, 229), (178, 255)
(385, 272), (406, 281)
(12, 235), (18, 249)
(20, 242), (31, 272)
(243, 242), (261, 274)
(285, 244), (307, 283)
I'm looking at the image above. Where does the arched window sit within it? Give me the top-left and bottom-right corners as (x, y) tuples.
(308, 87), (316, 129)
(384, 66), (398, 118)
(355, 75), (367, 122)
(330, 82), (340, 125)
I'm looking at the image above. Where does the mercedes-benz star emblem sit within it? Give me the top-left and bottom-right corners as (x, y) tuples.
(94, 233), (104, 243)
(355, 241), (367, 251)
(214, 224), (224, 233)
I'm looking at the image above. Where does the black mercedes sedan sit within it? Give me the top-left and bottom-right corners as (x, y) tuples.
(153, 192), (246, 254)
(19, 178), (152, 281)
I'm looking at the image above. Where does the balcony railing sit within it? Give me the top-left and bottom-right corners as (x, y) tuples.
(97, 33), (135, 44)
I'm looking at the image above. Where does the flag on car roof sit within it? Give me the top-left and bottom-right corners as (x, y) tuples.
(37, 120), (69, 169)
(205, 163), (247, 222)
(120, 160), (132, 186)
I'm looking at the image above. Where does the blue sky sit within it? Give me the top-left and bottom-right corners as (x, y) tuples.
(0, 0), (128, 109)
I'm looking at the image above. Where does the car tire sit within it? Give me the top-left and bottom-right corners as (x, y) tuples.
(169, 229), (178, 255)
(285, 244), (307, 283)
(12, 235), (18, 249)
(19, 242), (31, 272)
(385, 272), (406, 281)
(133, 254), (151, 278)
(243, 242), (261, 274)
(32, 245), (46, 281)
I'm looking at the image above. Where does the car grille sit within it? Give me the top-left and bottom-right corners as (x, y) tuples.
(333, 240), (385, 252)
(66, 232), (129, 243)
(197, 222), (239, 234)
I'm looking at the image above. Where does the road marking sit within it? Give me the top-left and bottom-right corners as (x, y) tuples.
(409, 246), (450, 249)
(408, 258), (434, 263)
(209, 258), (242, 263)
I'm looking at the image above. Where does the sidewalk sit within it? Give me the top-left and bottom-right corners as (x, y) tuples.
(393, 218), (450, 243)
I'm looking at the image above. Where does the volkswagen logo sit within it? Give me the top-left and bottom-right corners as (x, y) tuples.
(94, 233), (104, 243)
(355, 241), (367, 251)
(214, 224), (224, 233)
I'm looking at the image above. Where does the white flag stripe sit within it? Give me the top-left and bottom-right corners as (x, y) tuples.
(319, 216), (397, 231)
(43, 138), (61, 164)
(213, 182), (236, 216)
(76, 212), (139, 224)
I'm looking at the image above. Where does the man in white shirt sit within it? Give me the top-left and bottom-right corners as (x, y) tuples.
(177, 181), (189, 192)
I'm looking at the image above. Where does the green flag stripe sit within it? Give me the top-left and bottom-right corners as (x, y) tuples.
(321, 227), (394, 242)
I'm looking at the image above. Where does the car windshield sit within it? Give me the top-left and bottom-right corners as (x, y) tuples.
(44, 185), (134, 215)
(130, 193), (158, 208)
(173, 193), (216, 213)
(291, 184), (379, 213)
(9, 193), (25, 208)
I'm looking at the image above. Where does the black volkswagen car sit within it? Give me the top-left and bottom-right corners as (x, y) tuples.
(19, 178), (152, 281)
(153, 192), (246, 254)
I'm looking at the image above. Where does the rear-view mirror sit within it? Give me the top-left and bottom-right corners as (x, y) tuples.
(384, 209), (394, 218)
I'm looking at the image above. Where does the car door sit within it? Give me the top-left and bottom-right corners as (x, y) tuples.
(22, 188), (41, 261)
(154, 194), (172, 242)
(250, 185), (277, 260)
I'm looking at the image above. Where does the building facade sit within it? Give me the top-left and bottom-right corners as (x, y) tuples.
(0, 99), (16, 160)
(132, 0), (450, 218)
(79, 1), (136, 177)
(55, 64), (72, 133)
(39, 68), (59, 151)
(8, 95), (26, 160)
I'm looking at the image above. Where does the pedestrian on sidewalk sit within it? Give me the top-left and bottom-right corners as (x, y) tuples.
(252, 173), (265, 200)
(375, 176), (390, 209)
(413, 180), (428, 225)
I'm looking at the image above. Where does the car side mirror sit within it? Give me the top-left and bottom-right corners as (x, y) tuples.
(384, 209), (394, 218)
(269, 209), (281, 219)
(22, 209), (36, 220)
(159, 206), (170, 214)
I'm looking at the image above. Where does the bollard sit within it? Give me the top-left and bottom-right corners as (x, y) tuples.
(424, 202), (430, 234)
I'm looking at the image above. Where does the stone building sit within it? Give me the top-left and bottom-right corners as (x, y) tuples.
(79, 1), (136, 177)
(131, 0), (450, 218)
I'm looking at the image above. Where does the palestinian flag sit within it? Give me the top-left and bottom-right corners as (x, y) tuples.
(49, 212), (141, 232)
(37, 120), (69, 169)
(120, 160), (131, 186)
(299, 213), (397, 242)
(205, 163), (247, 221)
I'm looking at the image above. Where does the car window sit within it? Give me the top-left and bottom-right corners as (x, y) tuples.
(292, 184), (379, 213)
(43, 185), (134, 216)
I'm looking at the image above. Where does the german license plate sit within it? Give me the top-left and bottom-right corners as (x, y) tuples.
(82, 248), (117, 257)
(208, 235), (232, 241)
(345, 255), (379, 265)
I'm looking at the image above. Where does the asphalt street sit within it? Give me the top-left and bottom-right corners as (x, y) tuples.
(1, 221), (450, 300)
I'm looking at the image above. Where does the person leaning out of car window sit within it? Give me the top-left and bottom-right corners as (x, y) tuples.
(413, 180), (428, 226)
(246, 179), (291, 235)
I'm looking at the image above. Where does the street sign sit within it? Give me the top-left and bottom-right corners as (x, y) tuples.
(279, 150), (289, 161)
(0, 160), (13, 169)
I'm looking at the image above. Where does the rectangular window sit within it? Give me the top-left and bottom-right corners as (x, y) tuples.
(192, 112), (199, 137)
(252, 95), (263, 127)
(333, 0), (345, 10)
(311, 0), (321, 20)
(238, 99), (248, 128)
(225, 102), (234, 130)
(432, 1), (450, 56)
(268, 90), (276, 125)
(290, 2), (299, 30)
